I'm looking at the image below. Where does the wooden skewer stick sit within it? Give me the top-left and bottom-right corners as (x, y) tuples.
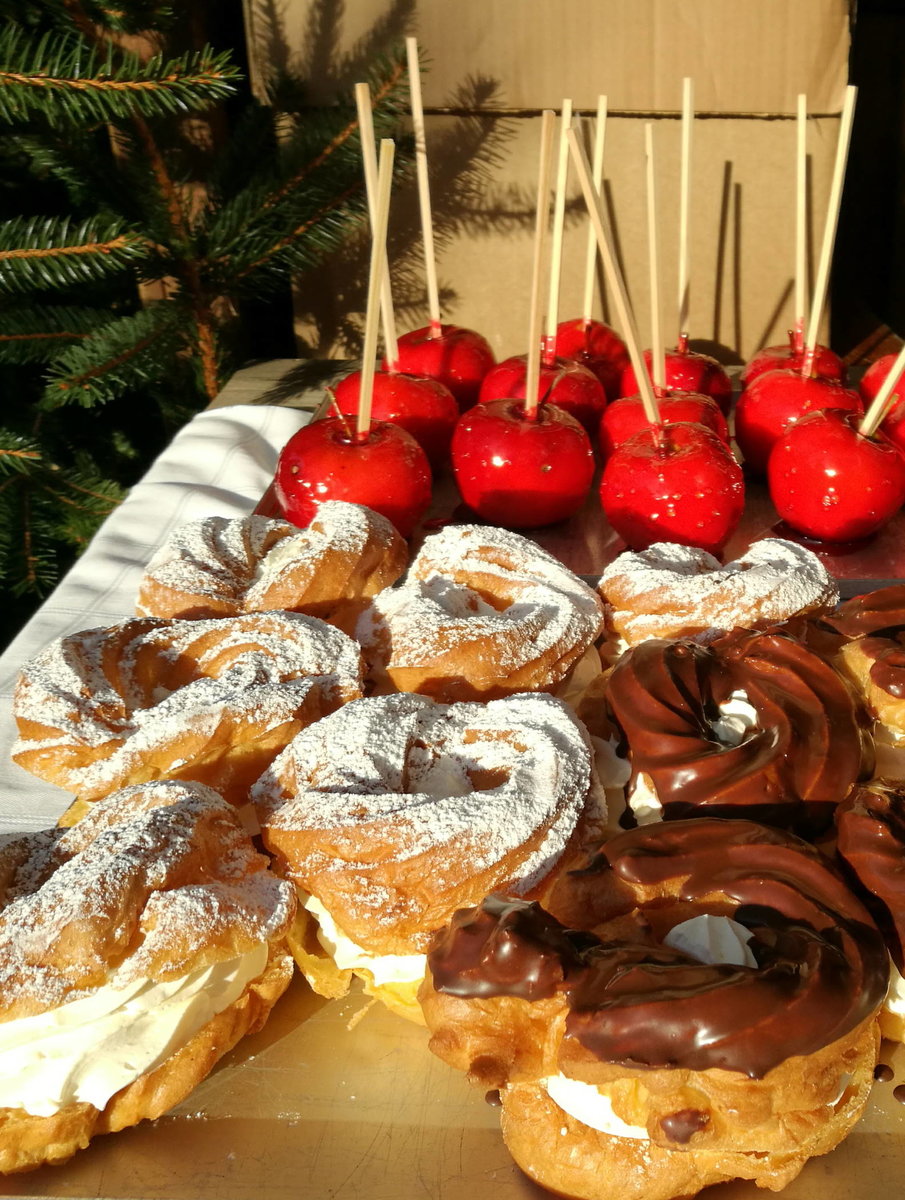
(646, 123), (665, 392)
(801, 84), (857, 376)
(544, 98), (573, 365)
(794, 93), (808, 351)
(524, 110), (557, 419)
(859, 343), (905, 438)
(405, 36), (442, 336)
(355, 82), (400, 371)
(357, 138), (396, 439)
(581, 95), (608, 324)
(677, 77), (693, 341)
(568, 124), (660, 427)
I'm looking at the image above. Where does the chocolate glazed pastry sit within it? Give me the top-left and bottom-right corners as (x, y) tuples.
(826, 586), (905, 742)
(604, 627), (870, 835)
(836, 781), (905, 1039)
(419, 819), (888, 1200)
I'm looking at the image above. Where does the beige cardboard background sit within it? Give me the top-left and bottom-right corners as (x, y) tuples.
(243, 0), (849, 364)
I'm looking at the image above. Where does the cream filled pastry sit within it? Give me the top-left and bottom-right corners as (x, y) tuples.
(356, 523), (604, 702)
(0, 779), (295, 1174)
(602, 627), (868, 835)
(598, 538), (839, 648)
(11, 609), (363, 807)
(420, 819), (888, 1200)
(135, 502), (407, 634)
(253, 690), (602, 1021)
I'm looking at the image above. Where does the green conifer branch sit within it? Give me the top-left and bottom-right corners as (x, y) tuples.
(0, 214), (150, 293)
(39, 304), (181, 408)
(0, 27), (240, 126)
(0, 304), (111, 362)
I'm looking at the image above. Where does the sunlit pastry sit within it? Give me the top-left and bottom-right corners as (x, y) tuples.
(12, 610), (363, 807)
(420, 818), (888, 1200)
(0, 779), (295, 1174)
(253, 690), (602, 1022)
(598, 538), (838, 648)
(135, 502), (407, 634)
(356, 523), (604, 702)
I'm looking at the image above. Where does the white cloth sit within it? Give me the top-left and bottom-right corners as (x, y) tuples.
(0, 404), (310, 836)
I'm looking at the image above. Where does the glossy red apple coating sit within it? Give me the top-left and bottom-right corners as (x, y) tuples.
(274, 416), (432, 538)
(554, 317), (629, 400)
(451, 397), (594, 528)
(734, 369), (863, 474)
(859, 353), (905, 405)
(385, 324), (495, 411)
(598, 390), (729, 460)
(859, 355), (905, 454)
(768, 408), (905, 542)
(477, 353), (607, 434)
(600, 421), (745, 555)
(740, 337), (843, 390)
(619, 343), (733, 414)
(333, 369), (458, 466)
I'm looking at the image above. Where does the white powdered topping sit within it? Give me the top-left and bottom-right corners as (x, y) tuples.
(599, 537), (839, 644)
(358, 524), (602, 685)
(254, 691), (593, 933)
(12, 611), (362, 796)
(302, 894), (425, 984)
(543, 1076), (649, 1139)
(710, 690), (760, 747)
(136, 502), (390, 616)
(664, 915), (758, 968)
(0, 943), (268, 1118)
(0, 781), (294, 1017)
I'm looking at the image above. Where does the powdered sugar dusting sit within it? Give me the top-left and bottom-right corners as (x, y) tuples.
(12, 611), (363, 798)
(0, 780), (294, 1020)
(357, 524), (603, 691)
(599, 538), (839, 645)
(254, 691), (593, 946)
(136, 502), (401, 618)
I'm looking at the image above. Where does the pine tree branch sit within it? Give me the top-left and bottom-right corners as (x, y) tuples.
(0, 304), (115, 362)
(40, 305), (181, 408)
(0, 27), (240, 126)
(0, 215), (150, 293)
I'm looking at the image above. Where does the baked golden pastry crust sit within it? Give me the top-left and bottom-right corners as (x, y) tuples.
(598, 538), (838, 647)
(254, 690), (603, 1014)
(0, 779), (295, 1174)
(12, 610), (363, 805)
(420, 819), (888, 1200)
(135, 502), (407, 634)
(356, 523), (604, 702)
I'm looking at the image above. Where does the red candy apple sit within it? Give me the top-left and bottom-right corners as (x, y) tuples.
(333, 370), (458, 466)
(619, 335), (733, 414)
(740, 334), (843, 390)
(451, 397), (594, 527)
(734, 369), (863, 474)
(599, 390), (729, 459)
(274, 415), (432, 537)
(554, 317), (630, 400)
(768, 408), (905, 542)
(860, 352), (905, 406)
(385, 323), (495, 411)
(477, 353), (607, 434)
(600, 422), (745, 555)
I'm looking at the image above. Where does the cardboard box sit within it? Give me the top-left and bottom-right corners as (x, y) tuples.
(242, 0), (853, 363)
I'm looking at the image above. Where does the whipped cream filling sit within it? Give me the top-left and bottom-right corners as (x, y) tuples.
(0, 942), (268, 1118)
(544, 915), (757, 1139)
(710, 690), (759, 747)
(885, 962), (905, 1016)
(303, 893), (426, 987)
(627, 771), (662, 824)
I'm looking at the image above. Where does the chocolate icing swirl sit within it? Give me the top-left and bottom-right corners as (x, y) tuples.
(827, 584), (905, 638)
(836, 781), (905, 972)
(427, 820), (888, 1079)
(605, 629), (867, 834)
